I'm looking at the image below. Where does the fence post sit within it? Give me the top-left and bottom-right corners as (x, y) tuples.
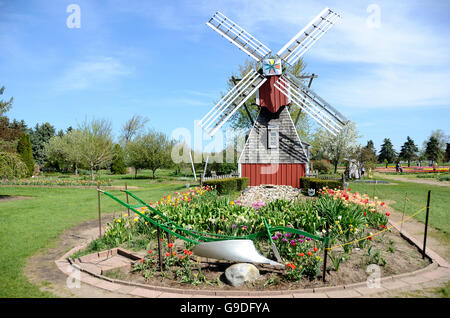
(422, 190), (431, 259)
(400, 192), (407, 234)
(97, 182), (102, 238)
(322, 222), (329, 283)
(125, 182), (130, 215)
(157, 227), (163, 271)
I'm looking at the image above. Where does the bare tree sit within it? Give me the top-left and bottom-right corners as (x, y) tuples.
(120, 115), (149, 144)
(78, 118), (114, 180)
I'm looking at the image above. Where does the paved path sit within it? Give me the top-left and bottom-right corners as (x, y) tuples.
(377, 173), (450, 187)
(52, 220), (450, 298)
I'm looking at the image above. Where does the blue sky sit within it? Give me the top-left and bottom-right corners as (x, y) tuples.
(1, 0), (449, 154)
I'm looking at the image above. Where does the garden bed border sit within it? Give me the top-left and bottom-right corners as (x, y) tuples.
(55, 219), (450, 298)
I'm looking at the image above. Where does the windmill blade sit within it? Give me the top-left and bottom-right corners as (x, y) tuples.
(199, 69), (267, 136)
(273, 74), (348, 136)
(277, 7), (341, 66)
(206, 11), (271, 61)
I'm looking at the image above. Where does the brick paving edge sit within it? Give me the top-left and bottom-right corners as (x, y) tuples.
(55, 227), (449, 298)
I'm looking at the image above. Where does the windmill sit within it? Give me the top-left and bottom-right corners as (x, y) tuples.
(199, 8), (349, 188)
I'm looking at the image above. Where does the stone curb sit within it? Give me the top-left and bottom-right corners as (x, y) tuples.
(55, 227), (450, 298)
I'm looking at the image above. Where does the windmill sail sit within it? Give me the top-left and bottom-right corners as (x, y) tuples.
(206, 11), (271, 62)
(277, 8), (341, 66)
(274, 74), (348, 136)
(199, 69), (267, 136)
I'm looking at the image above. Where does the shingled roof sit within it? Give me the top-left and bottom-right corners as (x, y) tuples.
(239, 106), (309, 164)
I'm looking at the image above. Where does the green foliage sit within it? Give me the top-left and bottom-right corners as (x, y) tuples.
(29, 122), (55, 167)
(0, 117), (27, 151)
(202, 177), (248, 194)
(45, 130), (84, 174)
(125, 129), (172, 178)
(78, 118), (115, 180)
(203, 177), (238, 194)
(378, 138), (397, 164)
(0, 85), (13, 116)
(236, 177), (249, 191)
(110, 144), (127, 174)
(299, 177), (343, 194)
(312, 122), (360, 173)
(425, 136), (442, 165)
(0, 151), (28, 179)
(399, 136), (418, 167)
(311, 159), (331, 174)
(16, 133), (34, 176)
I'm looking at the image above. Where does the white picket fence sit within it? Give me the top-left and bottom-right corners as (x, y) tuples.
(202, 172), (239, 181)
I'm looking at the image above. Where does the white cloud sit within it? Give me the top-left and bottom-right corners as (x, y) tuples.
(182, 0), (450, 109)
(55, 57), (132, 91)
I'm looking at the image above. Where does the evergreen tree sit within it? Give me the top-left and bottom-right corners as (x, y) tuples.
(399, 136), (418, 167)
(362, 140), (377, 163)
(445, 143), (450, 162)
(16, 133), (34, 176)
(0, 86), (13, 116)
(425, 136), (442, 165)
(110, 144), (127, 174)
(29, 122), (56, 167)
(378, 138), (397, 166)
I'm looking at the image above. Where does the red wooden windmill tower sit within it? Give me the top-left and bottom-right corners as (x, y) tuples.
(199, 8), (349, 188)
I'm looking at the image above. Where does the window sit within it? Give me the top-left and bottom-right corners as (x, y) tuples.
(267, 125), (279, 149)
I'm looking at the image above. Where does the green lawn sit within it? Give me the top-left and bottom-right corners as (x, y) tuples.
(348, 177), (450, 235)
(0, 171), (190, 298)
(1, 168), (449, 298)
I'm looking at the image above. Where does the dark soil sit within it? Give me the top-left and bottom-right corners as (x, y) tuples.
(104, 227), (430, 291)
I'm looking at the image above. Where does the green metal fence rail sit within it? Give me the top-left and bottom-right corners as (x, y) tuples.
(99, 189), (329, 249)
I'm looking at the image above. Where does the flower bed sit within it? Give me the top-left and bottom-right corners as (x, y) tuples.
(74, 185), (429, 288)
(1, 177), (112, 187)
(374, 166), (449, 174)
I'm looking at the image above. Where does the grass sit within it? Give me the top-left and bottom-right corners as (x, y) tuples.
(0, 169), (191, 298)
(349, 176), (450, 235)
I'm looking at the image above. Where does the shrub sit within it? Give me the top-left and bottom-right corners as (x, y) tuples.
(110, 144), (127, 174)
(236, 177), (249, 191)
(311, 159), (331, 174)
(16, 133), (34, 177)
(300, 177), (343, 194)
(0, 151), (29, 179)
(203, 178), (238, 194)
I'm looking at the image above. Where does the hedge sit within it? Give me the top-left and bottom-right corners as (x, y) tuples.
(203, 177), (249, 194)
(236, 177), (249, 191)
(300, 177), (343, 195)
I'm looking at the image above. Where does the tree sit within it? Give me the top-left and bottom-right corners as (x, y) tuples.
(361, 140), (377, 168)
(29, 122), (56, 167)
(78, 118), (114, 180)
(110, 144), (127, 174)
(120, 115), (149, 144)
(0, 86), (13, 116)
(428, 129), (449, 151)
(125, 130), (172, 178)
(425, 136), (442, 165)
(399, 136), (419, 167)
(16, 133), (34, 176)
(226, 59), (313, 141)
(0, 151), (28, 179)
(445, 143), (450, 163)
(315, 121), (360, 173)
(378, 138), (397, 166)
